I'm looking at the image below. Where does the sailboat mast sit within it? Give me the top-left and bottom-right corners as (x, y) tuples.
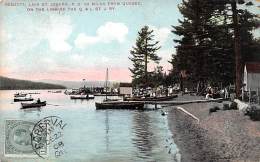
(105, 68), (108, 100)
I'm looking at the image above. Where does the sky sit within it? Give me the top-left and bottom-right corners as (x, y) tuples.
(0, 0), (259, 82)
(0, 0), (183, 82)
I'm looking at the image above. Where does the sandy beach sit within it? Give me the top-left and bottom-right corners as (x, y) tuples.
(167, 95), (260, 162)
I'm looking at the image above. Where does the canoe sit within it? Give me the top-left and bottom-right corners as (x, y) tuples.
(124, 95), (178, 101)
(21, 101), (46, 109)
(95, 102), (144, 110)
(70, 94), (95, 99)
(14, 98), (34, 102)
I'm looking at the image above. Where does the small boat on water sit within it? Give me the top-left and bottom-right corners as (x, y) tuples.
(95, 101), (144, 110)
(124, 95), (178, 101)
(103, 98), (120, 102)
(95, 68), (143, 110)
(14, 97), (34, 102)
(49, 90), (62, 93)
(28, 92), (40, 94)
(53, 90), (62, 93)
(14, 93), (27, 97)
(70, 94), (95, 99)
(21, 101), (46, 109)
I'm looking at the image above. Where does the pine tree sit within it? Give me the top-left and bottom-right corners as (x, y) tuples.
(171, 0), (259, 93)
(211, 0), (258, 96)
(172, 0), (220, 90)
(129, 26), (161, 87)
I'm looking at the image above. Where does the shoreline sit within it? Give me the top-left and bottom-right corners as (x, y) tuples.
(166, 96), (260, 162)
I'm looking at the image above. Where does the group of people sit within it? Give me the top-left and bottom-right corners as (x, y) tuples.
(205, 86), (229, 99)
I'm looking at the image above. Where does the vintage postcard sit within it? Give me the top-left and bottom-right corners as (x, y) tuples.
(0, 0), (260, 162)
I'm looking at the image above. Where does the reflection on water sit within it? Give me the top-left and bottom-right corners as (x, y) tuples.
(0, 90), (180, 162)
(105, 110), (110, 152)
(132, 111), (153, 159)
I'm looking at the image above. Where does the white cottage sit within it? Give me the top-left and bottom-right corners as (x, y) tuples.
(243, 62), (260, 91)
(119, 83), (132, 96)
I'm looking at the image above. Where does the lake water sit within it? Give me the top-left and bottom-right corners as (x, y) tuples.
(0, 90), (180, 162)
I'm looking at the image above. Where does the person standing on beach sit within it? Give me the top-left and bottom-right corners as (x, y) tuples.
(224, 87), (229, 99)
(205, 86), (213, 99)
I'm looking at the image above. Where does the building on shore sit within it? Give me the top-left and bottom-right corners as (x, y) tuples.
(119, 83), (132, 96)
(243, 62), (260, 92)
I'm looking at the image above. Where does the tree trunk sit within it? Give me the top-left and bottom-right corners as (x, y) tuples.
(144, 54), (148, 87)
(144, 39), (148, 87)
(231, 1), (242, 98)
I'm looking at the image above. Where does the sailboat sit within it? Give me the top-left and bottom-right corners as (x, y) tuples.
(95, 68), (144, 110)
(103, 68), (119, 102)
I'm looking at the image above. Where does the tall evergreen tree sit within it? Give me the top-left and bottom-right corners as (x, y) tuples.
(172, 0), (221, 90)
(129, 26), (161, 87)
(171, 0), (259, 93)
(211, 0), (258, 96)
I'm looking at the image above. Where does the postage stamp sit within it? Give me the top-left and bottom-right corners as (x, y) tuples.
(4, 119), (47, 157)
(31, 116), (67, 158)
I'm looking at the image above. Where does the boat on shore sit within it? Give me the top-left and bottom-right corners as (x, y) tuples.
(70, 94), (95, 99)
(14, 97), (34, 102)
(95, 101), (144, 110)
(124, 95), (178, 101)
(21, 101), (46, 109)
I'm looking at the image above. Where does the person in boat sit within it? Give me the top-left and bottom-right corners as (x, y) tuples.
(37, 98), (41, 103)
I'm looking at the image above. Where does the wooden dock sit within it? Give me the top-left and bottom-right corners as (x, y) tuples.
(94, 94), (123, 97)
(104, 98), (225, 105)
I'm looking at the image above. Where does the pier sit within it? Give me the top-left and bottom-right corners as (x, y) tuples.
(98, 98), (225, 110)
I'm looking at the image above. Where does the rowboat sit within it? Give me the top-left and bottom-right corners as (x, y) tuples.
(124, 95), (178, 101)
(103, 98), (120, 102)
(14, 97), (34, 102)
(21, 101), (46, 109)
(28, 92), (40, 94)
(53, 90), (62, 93)
(95, 101), (144, 110)
(14, 93), (27, 97)
(70, 94), (95, 99)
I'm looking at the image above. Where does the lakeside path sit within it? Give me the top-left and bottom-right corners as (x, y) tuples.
(166, 95), (260, 162)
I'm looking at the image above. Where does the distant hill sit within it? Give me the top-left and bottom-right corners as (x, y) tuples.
(0, 76), (66, 90)
(39, 79), (119, 89)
